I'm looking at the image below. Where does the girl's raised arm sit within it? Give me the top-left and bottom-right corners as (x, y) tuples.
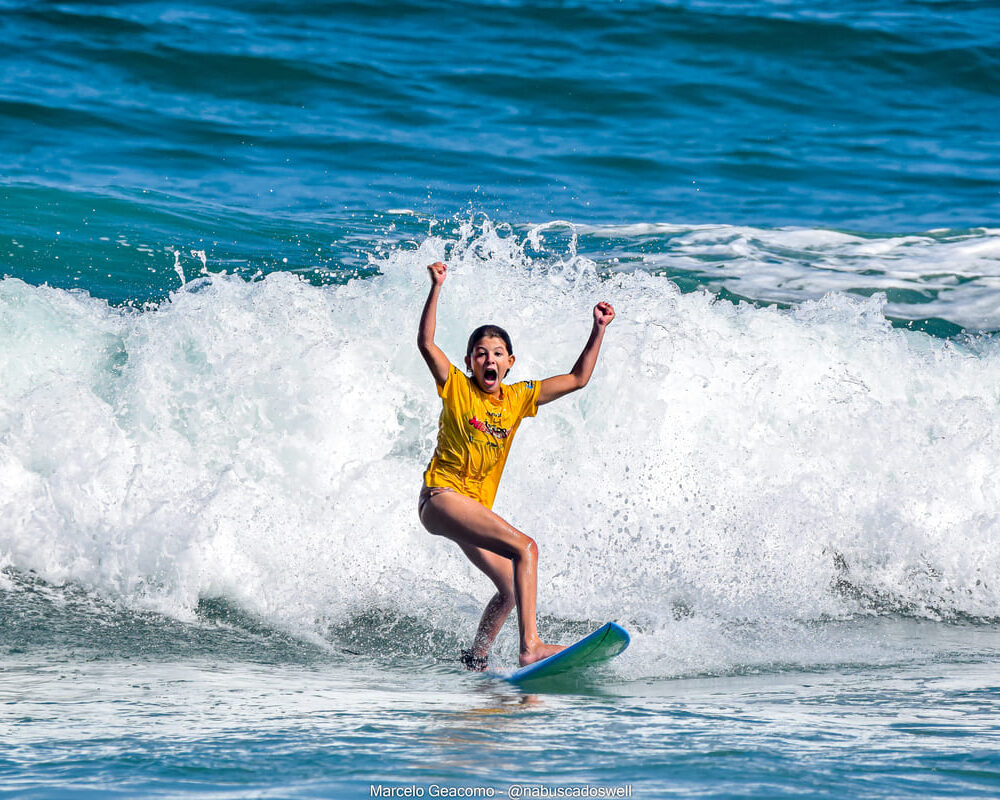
(418, 262), (452, 387)
(537, 301), (615, 406)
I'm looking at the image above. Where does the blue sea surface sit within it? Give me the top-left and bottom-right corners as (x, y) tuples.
(2, 1), (1000, 797)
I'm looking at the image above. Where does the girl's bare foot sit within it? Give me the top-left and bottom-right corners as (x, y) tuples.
(461, 648), (489, 672)
(519, 640), (565, 667)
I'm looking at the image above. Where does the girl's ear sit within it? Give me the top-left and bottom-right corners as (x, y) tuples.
(464, 354), (472, 373)
(504, 354), (515, 378)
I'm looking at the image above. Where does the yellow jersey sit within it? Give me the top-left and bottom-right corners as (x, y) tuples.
(424, 365), (542, 509)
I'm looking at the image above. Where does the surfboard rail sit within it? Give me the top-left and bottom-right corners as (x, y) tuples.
(503, 621), (630, 684)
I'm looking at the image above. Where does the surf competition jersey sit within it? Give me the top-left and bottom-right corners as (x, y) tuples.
(424, 364), (541, 509)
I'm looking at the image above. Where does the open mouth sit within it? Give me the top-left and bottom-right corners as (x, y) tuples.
(484, 367), (498, 384)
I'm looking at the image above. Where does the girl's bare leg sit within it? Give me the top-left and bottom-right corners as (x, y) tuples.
(457, 543), (516, 659)
(420, 491), (564, 666)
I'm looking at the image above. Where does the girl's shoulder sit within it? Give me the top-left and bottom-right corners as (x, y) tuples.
(507, 377), (537, 393)
(503, 378), (541, 416)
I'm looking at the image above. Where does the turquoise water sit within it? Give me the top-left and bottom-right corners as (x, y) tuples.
(3, 1), (1000, 797)
(4, 579), (1000, 797)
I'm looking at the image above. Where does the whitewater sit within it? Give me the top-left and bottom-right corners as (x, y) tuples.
(4, 0), (1000, 792)
(3, 220), (999, 646)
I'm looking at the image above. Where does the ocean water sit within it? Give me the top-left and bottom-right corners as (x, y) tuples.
(3, 1), (1000, 797)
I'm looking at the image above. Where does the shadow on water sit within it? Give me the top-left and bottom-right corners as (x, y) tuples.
(0, 569), (625, 687)
(326, 607), (463, 664)
(8, 567), (999, 696)
(487, 668), (627, 698)
(828, 551), (1000, 624)
(0, 568), (329, 664)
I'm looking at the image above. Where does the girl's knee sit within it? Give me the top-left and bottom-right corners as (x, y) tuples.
(518, 535), (538, 561)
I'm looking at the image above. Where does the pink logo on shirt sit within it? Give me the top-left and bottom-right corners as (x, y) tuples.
(468, 415), (509, 439)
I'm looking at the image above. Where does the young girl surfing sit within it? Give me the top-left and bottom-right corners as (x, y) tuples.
(417, 261), (615, 670)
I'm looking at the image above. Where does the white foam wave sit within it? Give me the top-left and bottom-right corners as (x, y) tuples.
(578, 223), (1000, 330)
(3, 220), (1000, 675)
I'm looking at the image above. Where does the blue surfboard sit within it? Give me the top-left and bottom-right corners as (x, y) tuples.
(503, 622), (630, 684)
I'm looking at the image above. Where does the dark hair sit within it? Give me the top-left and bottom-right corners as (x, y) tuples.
(466, 324), (513, 358)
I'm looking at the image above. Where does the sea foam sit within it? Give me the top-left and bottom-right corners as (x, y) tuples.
(2, 220), (999, 675)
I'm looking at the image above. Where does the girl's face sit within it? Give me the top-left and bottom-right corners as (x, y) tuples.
(465, 336), (515, 395)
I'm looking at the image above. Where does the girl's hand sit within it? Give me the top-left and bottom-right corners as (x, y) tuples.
(594, 301), (615, 327)
(427, 262), (447, 286)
